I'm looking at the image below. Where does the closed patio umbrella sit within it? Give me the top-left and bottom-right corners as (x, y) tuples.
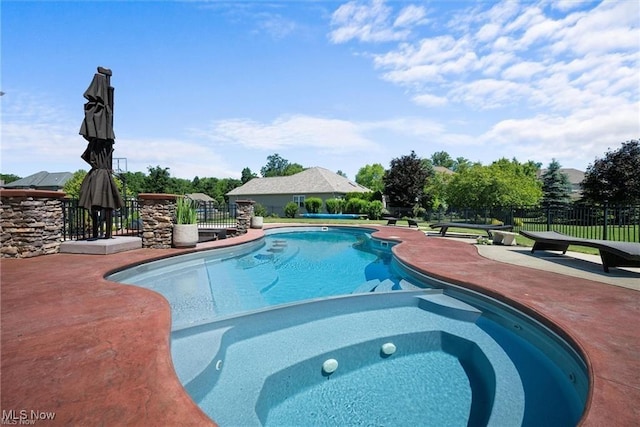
(78, 66), (124, 240)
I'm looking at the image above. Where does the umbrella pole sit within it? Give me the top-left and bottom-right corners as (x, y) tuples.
(98, 66), (115, 239)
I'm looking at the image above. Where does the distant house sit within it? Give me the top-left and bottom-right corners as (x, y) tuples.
(433, 166), (455, 175)
(1, 171), (73, 191)
(538, 168), (585, 200)
(227, 167), (371, 216)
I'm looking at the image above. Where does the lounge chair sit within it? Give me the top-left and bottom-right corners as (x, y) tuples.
(429, 222), (513, 237)
(519, 230), (640, 273)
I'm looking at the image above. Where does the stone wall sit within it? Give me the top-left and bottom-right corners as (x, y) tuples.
(138, 194), (176, 249)
(235, 200), (255, 234)
(1, 190), (66, 258)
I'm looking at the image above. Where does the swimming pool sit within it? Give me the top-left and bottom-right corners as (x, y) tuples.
(109, 226), (587, 426)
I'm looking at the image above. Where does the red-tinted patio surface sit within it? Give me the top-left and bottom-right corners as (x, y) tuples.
(1, 226), (638, 425)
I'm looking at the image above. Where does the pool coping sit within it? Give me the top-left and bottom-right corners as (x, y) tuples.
(1, 225), (638, 425)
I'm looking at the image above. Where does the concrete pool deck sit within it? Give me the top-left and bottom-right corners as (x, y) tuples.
(1, 225), (638, 425)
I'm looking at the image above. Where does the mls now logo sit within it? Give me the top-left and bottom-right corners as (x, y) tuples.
(2, 409), (56, 425)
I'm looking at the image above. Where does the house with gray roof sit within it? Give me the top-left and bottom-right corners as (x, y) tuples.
(227, 167), (371, 216)
(1, 171), (73, 191)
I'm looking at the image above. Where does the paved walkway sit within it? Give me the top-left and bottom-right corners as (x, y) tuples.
(476, 242), (640, 291)
(1, 226), (638, 426)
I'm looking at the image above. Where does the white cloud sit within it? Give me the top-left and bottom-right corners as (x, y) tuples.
(329, 0), (430, 43)
(412, 93), (448, 107)
(393, 4), (428, 28)
(201, 115), (381, 154)
(480, 101), (640, 166)
(501, 61), (546, 80)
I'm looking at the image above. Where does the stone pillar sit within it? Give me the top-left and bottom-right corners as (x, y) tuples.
(1, 189), (66, 258)
(235, 200), (255, 235)
(138, 194), (177, 249)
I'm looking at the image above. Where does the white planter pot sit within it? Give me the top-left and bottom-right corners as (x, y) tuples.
(250, 216), (264, 229)
(173, 224), (199, 248)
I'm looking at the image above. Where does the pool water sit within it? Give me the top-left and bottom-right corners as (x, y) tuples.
(112, 228), (398, 328)
(109, 227), (587, 426)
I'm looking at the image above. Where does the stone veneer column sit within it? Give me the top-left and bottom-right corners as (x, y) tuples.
(1, 189), (66, 258)
(235, 199), (255, 234)
(138, 193), (178, 249)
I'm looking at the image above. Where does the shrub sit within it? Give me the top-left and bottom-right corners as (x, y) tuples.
(367, 200), (384, 220)
(514, 218), (524, 227)
(253, 203), (267, 217)
(304, 197), (323, 213)
(345, 198), (368, 214)
(325, 198), (345, 214)
(490, 218), (504, 226)
(284, 202), (299, 218)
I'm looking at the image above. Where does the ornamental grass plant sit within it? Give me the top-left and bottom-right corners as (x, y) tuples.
(176, 197), (197, 224)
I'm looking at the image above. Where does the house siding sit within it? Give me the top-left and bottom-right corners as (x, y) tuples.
(229, 192), (344, 217)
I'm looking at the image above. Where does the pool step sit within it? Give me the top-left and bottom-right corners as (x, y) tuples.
(416, 293), (482, 323)
(352, 279), (380, 293)
(399, 279), (422, 290)
(373, 279), (396, 292)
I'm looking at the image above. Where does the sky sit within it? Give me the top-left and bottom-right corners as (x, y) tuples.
(1, 0), (639, 182)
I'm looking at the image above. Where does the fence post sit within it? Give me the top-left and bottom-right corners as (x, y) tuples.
(603, 202), (608, 241)
(546, 205), (551, 231)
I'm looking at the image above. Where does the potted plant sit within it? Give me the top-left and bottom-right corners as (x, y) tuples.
(173, 196), (198, 248)
(251, 203), (266, 229)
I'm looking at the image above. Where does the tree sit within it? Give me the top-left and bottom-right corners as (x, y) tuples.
(260, 154), (303, 177)
(63, 170), (88, 199)
(446, 159), (542, 209)
(120, 171), (146, 197)
(241, 167), (257, 184)
(430, 151), (455, 169)
(143, 166), (173, 193)
(355, 163), (385, 193)
(383, 151), (429, 208)
(541, 159), (572, 207)
(0, 173), (21, 184)
(336, 170), (347, 178)
(581, 140), (640, 205)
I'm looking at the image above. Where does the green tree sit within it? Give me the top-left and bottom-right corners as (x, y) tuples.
(241, 167), (257, 184)
(0, 173), (21, 184)
(383, 151), (429, 208)
(541, 159), (572, 207)
(143, 166), (172, 193)
(453, 157), (471, 172)
(260, 154), (303, 177)
(446, 159), (542, 209)
(63, 170), (87, 199)
(336, 170), (347, 178)
(424, 168), (451, 211)
(581, 139), (640, 204)
(355, 163), (385, 192)
(120, 171), (146, 197)
(430, 151), (455, 169)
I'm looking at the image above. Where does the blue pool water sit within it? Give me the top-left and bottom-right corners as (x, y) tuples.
(109, 227), (587, 426)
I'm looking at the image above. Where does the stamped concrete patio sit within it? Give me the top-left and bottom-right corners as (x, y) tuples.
(1, 225), (638, 425)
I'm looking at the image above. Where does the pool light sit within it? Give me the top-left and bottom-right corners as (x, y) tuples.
(381, 342), (396, 356)
(322, 359), (338, 374)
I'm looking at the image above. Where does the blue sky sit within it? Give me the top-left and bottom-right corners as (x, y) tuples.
(2, 0), (638, 181)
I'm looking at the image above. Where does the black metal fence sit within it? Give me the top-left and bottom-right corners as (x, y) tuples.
(428, 204), (640, 242)
(62, 199), (238, 241)
(195, 201), (237, 229)
(62, 198), (142, 241)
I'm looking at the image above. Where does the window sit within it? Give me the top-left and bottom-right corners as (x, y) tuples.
(293, 195), (305, 208)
